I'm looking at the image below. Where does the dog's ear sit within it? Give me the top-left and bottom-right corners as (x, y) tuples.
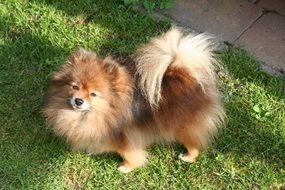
(103, 56), (119, 74)
(68, 48), (97, 65)
(49, 66), (70, 86)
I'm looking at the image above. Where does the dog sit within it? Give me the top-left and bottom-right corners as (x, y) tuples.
(43, 28), (225, 173)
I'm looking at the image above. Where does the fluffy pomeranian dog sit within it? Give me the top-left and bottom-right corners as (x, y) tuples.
(43, 28), (225, 173)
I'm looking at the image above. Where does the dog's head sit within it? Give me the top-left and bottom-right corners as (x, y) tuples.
(48, 48), (133, 114)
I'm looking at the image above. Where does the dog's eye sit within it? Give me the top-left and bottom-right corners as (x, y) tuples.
(90, 92), (97, 97)
(72, 85), (80, 90)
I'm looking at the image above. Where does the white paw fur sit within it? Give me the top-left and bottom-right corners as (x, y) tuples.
(118, 165), (134, 173)
(179, 153), (197, 163)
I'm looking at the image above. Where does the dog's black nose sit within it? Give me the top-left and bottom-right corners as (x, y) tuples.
(75, 98), (84, 106)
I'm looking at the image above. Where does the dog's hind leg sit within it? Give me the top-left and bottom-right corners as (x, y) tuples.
(176, 127), (200, 163)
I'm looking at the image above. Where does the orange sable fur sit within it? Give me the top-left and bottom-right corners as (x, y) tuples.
(43, 28), (225, 173)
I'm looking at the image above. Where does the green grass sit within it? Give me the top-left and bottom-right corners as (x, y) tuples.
(0, 0), (284, 189)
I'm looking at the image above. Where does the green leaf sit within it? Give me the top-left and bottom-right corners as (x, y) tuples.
(253, 104), (261, 113)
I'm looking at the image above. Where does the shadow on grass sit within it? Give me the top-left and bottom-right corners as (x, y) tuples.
(216, 105), (285, 167)
(0, 15), (67, 188)
(0, 0), (284, 188)
(28, 0), (170, 55)
(216, 49), (285, 168)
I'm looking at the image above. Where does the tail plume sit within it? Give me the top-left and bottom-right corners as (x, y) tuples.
(134, 27), (217, 109)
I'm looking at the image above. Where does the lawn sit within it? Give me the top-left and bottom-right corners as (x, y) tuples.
(0, 0), (284, 189)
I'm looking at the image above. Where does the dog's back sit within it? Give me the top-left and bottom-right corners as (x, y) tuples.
(131, 27), (225, 148)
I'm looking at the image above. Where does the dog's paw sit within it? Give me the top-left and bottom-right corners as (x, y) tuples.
(178, 153), (197, 163)
(118, 164), (134, 173)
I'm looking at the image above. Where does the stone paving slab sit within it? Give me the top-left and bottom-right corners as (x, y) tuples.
(236, 13), (285, 72)
(258, 0), (285, 16)
(159, 0), (263, 43)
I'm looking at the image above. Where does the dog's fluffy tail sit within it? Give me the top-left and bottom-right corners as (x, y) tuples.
(134, 27), (217, 109)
